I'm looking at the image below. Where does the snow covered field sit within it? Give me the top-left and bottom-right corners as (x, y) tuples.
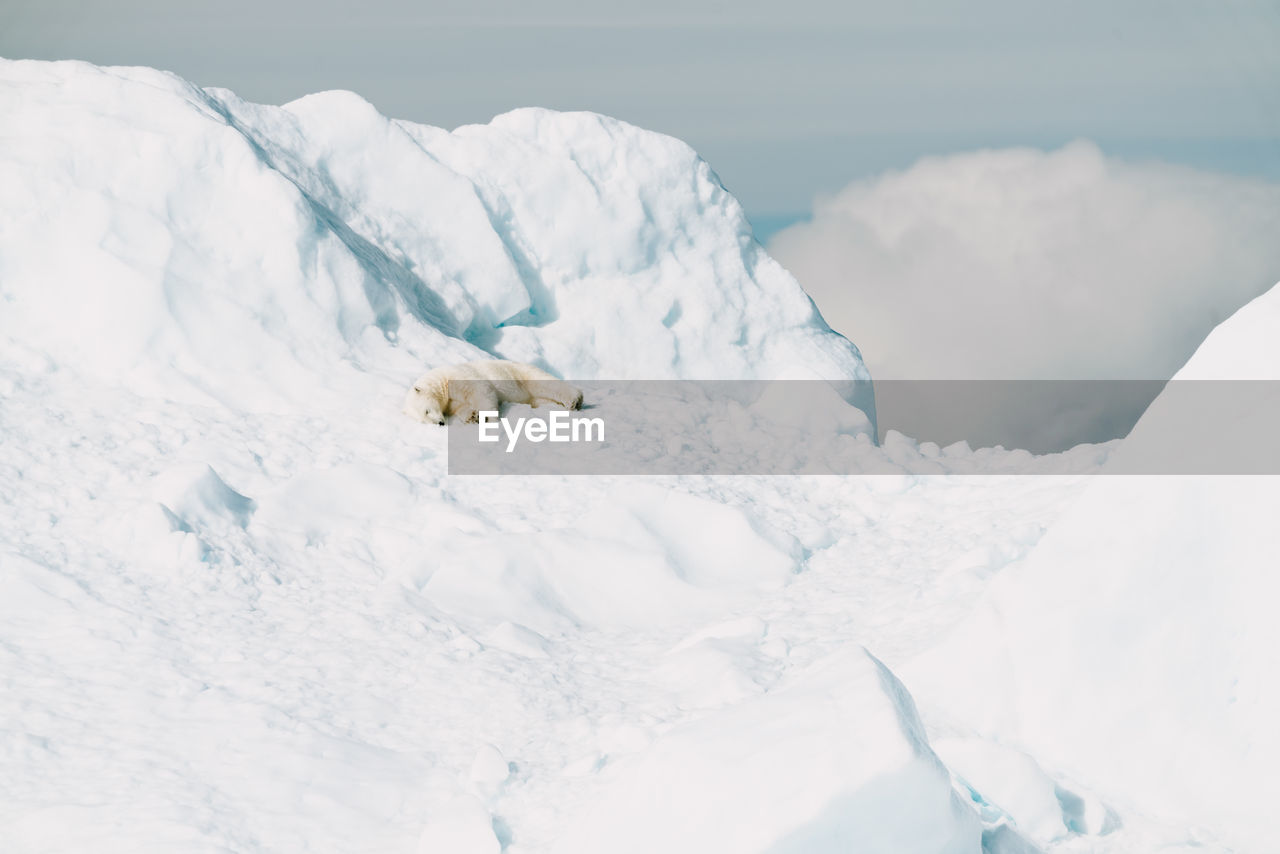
(2, 59), (1277, 853)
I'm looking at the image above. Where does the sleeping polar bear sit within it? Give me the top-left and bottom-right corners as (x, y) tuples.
(403, 359), (583, 425)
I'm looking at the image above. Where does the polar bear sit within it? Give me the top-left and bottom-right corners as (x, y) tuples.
(403, 359), (583, 425)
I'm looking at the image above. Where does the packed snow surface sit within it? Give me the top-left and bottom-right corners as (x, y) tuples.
(2, 58), (1276, 854)
(910, 282), (1280, 853)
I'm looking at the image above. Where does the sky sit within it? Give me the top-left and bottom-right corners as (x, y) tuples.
(3, 0), (1278, 234)
(768, 142), (1280, 448)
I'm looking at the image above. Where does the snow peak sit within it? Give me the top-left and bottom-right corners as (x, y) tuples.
(477, 410), (605, 452)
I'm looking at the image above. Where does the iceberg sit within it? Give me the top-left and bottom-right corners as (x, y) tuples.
(0, 58), (871, 417)
(909, 281), (1280, 851)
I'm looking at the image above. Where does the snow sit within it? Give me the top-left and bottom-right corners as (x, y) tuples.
(0, 57), (873, 415)
(2, 56), (1276, 854)
(557, 649), (981, 854)
(416, 796), (504, 854)
(406, 484), (798, 634)
(908, 281), (1280, 852)
(1159, 275), (1280, 382)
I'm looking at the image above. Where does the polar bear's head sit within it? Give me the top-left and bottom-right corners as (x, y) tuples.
(403, 376), (449, 425)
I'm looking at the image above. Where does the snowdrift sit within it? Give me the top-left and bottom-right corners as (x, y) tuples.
(0, 58), (871, 416)
(559, 648), (980, 854)
(909, 281), (1280, 851)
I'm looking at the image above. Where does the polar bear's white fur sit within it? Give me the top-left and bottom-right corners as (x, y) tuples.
(403, 359), (583, 425)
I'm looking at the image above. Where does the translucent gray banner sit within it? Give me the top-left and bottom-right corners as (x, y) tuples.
(444, 381), (1280, 475)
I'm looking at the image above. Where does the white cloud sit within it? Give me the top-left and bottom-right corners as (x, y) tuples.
(769, 141), (1280, 448)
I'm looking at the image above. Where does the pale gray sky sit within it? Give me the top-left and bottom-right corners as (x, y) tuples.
(3, 0), (1278, 234)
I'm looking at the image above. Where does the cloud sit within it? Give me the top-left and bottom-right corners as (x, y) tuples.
(768, 141), (1280, 449)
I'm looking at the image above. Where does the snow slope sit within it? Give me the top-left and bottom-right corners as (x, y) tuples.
(0, 58), (986, 854)
(0, 58), (872, 416)
(909, 281), (1280, 852)
(2, 56), (1269, 854)
(559, 648), (981, 854)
